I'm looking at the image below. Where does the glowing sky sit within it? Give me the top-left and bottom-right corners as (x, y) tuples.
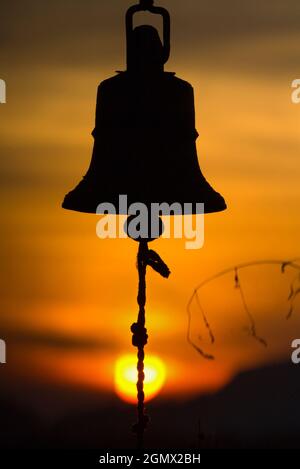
(0, 0), (300, 400)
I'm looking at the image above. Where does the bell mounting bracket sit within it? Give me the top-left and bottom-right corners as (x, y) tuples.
(126, 0), (171, 70)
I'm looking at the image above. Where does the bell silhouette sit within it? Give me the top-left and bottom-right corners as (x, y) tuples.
(62, 7), (226, 216)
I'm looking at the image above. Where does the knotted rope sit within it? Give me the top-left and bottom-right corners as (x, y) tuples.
(131, 240), (170, 449)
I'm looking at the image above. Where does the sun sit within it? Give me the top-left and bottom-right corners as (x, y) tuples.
(114, 354), (166, 403)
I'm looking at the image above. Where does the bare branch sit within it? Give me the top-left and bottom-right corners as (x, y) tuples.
(187, 258), (300, 358)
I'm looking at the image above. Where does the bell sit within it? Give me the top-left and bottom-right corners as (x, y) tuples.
(62, 5), (226, 217)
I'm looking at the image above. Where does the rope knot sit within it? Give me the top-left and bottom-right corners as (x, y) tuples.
(131, 322), (148, 348)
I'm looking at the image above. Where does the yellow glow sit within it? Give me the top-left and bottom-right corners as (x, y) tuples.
(114, 354), (166, 403)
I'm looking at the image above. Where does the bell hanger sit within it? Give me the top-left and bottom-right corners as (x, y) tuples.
(126, 0), (171, 71)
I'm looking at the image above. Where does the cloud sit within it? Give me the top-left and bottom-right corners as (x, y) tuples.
(0, 0), (299, 69)
(2, 327), (116, 352)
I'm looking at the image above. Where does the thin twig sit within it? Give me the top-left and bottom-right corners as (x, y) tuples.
(187, 258), (300, 359)
(235, 275), (267, 347)
(195, 292), (215, 344)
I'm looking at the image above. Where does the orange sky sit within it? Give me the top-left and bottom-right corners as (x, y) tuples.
(0, 0), (300, 401)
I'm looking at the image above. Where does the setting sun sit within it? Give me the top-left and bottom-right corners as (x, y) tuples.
(114, 355), (166, 404)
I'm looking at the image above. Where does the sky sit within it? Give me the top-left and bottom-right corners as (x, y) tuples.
(0, 0), (300, 403)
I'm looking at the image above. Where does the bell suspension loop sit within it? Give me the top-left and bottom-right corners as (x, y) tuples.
(126, 0), (171, 70)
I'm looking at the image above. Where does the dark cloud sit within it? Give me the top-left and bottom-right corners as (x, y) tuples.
(1, 327), (115, 351)
(1, 0), (299, 68)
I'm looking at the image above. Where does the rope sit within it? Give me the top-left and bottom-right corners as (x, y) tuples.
(131, 240), (170, 450)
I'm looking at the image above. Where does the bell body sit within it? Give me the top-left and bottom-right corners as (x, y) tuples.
(62, 71), (226, 215)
